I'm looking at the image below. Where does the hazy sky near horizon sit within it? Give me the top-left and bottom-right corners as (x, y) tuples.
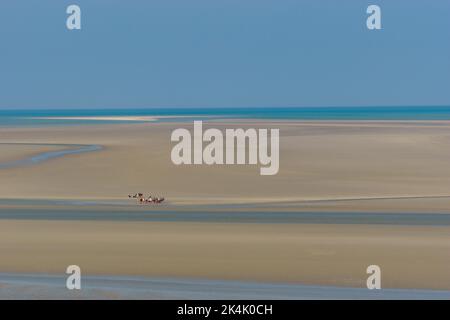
(0, 0), (449, 109)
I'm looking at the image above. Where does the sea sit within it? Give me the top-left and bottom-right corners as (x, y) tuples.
(1, 106), (450, 126)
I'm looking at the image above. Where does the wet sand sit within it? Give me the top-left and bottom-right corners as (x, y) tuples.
(0, 143), (101, 169)
(1, 273), (449, 300)
(0, 143), (73, 163)
(0, 202), (450, 225)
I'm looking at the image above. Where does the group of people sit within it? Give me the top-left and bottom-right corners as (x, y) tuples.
(128, 193), (165, 204)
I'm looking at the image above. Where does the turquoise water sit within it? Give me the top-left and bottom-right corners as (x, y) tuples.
(1, 106), (450, 126)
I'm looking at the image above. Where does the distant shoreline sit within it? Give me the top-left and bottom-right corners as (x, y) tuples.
(3, 106), (450, 127)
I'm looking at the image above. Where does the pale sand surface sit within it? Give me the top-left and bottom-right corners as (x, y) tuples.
(1, 121), (450, 207)
(0, 220), (449, 290)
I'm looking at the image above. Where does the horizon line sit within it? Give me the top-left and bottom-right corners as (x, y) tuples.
(1, 105), (450, 111)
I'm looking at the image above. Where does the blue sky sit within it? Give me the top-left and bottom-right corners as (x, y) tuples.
(0, 0), (449, 109)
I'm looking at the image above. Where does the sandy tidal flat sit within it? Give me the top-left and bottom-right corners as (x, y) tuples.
(1, 121), (450, 206)
(0, 220), (449, 290)
(1, 120), (450, 294)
